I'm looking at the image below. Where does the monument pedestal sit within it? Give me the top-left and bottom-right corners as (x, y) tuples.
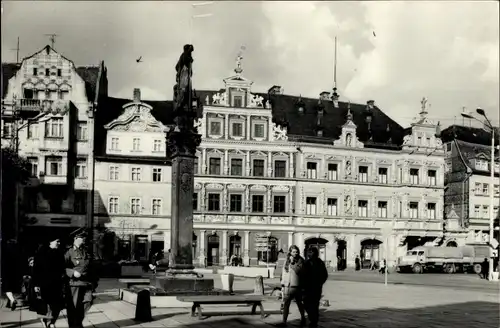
(154, 272), (214, 296)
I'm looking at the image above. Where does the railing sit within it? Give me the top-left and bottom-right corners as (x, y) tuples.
(19, 98), (53, 108)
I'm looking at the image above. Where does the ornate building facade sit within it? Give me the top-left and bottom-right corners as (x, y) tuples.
(1, 45), (107, 251)
(93, 61), (445, 268)
(441, 125), (499, 247)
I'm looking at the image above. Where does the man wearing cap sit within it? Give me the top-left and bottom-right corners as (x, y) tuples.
(64, 229), (98, 328)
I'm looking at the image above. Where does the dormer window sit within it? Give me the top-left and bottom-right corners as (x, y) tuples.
(317, 130), (323, 137)
(233, 95), (243, 108)
(33, 68), (38, 76)
(45, 68), (50, 76)
(298, 106), (304, 113)
(475, 159), (488, 171)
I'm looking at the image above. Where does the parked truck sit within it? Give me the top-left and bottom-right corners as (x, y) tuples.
(397, 244), (490, 274)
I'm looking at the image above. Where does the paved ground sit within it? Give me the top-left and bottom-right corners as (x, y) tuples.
(329, 270), (498, 292)
(1, 274), (498, 328)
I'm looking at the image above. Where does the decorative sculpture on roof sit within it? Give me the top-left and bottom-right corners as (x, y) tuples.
(402, 135), (414, 149)
(236, 53), (243, 72)
(333, 103), (364, 148)
(421, 97), (428, 112)
(248, 93), (264, 108)
(265, 101), (271, 109)
(205, 95), (209, 105)
(212, 93), (220, 105)
(193, 118), (203, 134)
(272, 123), (288, 141)
(219, 92), (228, 106)
(212, 92), (228, 106)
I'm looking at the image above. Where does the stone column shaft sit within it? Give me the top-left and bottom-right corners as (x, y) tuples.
(170, 154), (196, 270)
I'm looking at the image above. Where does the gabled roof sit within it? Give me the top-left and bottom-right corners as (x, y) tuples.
(75, 66), (101, 102)
(2, 45), (104, 102)
(441, 125), (499, 147)
(96, 90), (406, 153)
(454, 139), (499, 176)
(94, 96), (174, 157)
(269, 94), (405, 148)
(1, 63), (21, 99)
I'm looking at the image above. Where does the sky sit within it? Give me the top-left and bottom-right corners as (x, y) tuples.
(1, 1), (499, 128)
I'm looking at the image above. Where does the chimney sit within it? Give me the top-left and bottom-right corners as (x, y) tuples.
(367, 100), (375, 109)
(133, 88), (141, 102)
(320, 91), (330, 101)
(268, 85), (282, 95)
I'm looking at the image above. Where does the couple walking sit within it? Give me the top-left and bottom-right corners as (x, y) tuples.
(30, 229), (98, 328)
(277, 245), (328, 328)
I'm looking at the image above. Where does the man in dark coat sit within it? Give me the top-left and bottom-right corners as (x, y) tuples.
(481, 258), (489, 280)
(302, 247), (328, 328)
(64, 229), (98, 328)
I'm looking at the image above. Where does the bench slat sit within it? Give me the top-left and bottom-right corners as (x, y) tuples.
(119, 279), (150, 283)
(178, 295), (264, 302)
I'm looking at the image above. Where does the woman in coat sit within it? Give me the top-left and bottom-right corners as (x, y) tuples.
(276, 245), (306, 327)
(32, 237), (66, 328)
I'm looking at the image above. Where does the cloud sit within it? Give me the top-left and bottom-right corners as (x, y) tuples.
(1, 1), (498, 127)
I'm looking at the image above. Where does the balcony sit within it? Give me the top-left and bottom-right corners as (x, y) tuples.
(39, 138), (68, 152)
(40, 174), (67, 185)
(18, 99), (69, 114)
(18, 99), (50, 111)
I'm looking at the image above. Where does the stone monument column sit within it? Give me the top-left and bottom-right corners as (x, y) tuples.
(152, 45), (214, 296)
(166, 44), (202, 271)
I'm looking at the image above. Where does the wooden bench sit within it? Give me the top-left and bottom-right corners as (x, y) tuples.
(119, 278), (150, 288)
(177, 295), (266, 319)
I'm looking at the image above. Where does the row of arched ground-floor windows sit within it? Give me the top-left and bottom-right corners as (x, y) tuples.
(103, 231), (389, 268)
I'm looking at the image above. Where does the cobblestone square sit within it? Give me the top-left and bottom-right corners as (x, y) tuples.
(1, 277), (498, 328)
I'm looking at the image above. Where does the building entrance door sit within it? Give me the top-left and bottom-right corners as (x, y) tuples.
(207, 234), (219, 266)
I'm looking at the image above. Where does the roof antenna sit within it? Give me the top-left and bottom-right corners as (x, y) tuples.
(45, 34), (58, 49)
(332, 36), (339, 108)
(11, 37), (20, 63)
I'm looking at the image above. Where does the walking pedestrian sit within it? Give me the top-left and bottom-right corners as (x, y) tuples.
(32, 237), (66, 328)
(303, 247), (328, 328)
(379, 259), (387, 274)
(369, 258), (376, 271)
(2, 239), (21, 311)
(24, 256), (38, 312)
(275, 245), (306, 327)
(481, 258), (489, 280)
(355, 255), (361, 271)
(64, 229), (98, 328)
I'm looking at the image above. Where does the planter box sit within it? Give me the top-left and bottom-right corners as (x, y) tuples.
(121, 265), (144, 277)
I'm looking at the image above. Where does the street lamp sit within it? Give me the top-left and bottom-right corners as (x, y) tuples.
(461, 108), (498, 281)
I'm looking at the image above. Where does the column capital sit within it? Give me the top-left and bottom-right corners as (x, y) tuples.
(288, 231), (294, 236)
(244, 230), (250, 235)
(200, 230), (206, 234)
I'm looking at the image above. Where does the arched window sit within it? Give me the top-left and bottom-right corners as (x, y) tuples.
(257, 236), (278, 263)
(229, 235), (241, 258)
(360, 239), (382, 268)
(446, 241), (458, 247)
